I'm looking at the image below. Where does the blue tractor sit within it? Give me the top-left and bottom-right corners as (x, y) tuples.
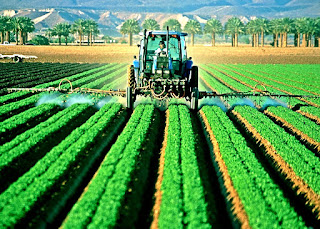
(126, 27), (199, 110)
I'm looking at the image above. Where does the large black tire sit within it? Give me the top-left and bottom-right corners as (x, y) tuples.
(190, 66), (198, 89)
(127, 65), (135, 88)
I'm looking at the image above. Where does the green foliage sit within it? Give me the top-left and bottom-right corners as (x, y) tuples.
(28, 35), (49, 45)
(142, 18), (160, 30)
(202, 105), (306, 229)
(0, 103), (123, 228)
(225, 17), (245, 35)
(63, 104), (157, 228)
(120, 19), (141, 35)
(204, 18), (223, 34)
(162, 19), (181, 31)
(267, 106), (320, 142)
(184, 20), (202, 34)
(234, 105), (320, 194)
(159, 105), (210, 228)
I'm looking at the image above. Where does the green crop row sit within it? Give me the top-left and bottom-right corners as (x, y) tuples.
(207, 64), (303, 107)
(0, 63), (113, 104)
(63, 104), (157, 228)
(0, 64), (125, 121)
(158, 105), (210, 229)
(233, 106), (320, 194)
(232, 64), (320, 92)
(201, 106), (306, 229)
(219, 64), (319, 106)
(201, 64), (252, 92)
(0, 103), (124, 228)
(0, 94), (40, 120)
(100, 73), (127, 90)
(199, 68), (233, 94)
(59, 63), (124, 89)
(0, 63), (100, 90)
(0, 103), (60, 144)
(299, 106), (320, 123)
(266, 106), (320, 143)
(0, 104), (92, 174)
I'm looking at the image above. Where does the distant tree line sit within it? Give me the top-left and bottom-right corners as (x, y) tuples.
(0, 16), (35, 45)
(45, 19), (99, 45)
(1, 15), (319, 47)
(121, 17), (320, 47)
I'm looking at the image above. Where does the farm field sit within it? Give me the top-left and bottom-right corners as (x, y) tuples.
(1, 45), (320, 64)
(0, 62), (320, 228)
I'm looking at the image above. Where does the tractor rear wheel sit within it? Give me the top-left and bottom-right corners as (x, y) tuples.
(190, 66), (198, 88)
(127, 65), (135, 88)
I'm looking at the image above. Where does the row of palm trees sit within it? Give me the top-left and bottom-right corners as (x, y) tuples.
(0, 16), (35, 45)
(46, 19), (99, 45)
(121, 17), (320, 47)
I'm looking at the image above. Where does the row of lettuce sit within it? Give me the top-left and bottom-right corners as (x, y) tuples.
(200, 106), (308, 228)
(200, 64), (320, 119)
(63, 104), (160, 228)
(153, 105), (211, 228)
(0, 63), (126, 121)
(0, 103), (127, 228)
(0, 63), (102, 95)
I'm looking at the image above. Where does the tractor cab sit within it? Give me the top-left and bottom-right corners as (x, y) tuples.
(127, 28), (199, 110)
(135, 30), (191, 84)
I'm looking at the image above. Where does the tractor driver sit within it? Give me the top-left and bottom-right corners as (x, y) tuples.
(155, 40), (167, 56)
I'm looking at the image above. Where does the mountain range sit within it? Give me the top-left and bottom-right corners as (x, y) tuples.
(0, 0), (319, 36)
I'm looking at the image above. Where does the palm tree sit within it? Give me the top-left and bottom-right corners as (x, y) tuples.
(162, 19), (181, 31)
(269, 19), (281, 47)
(71, 19), (86, 46)
(11, 17), (23, 45)
(0, 16), (6, 44)
(204, 18), (223, 46)
(20, 17), (35, 44)
(315, 17), (320, 47)
(84, 20), (99, 46)
(142, 19), (160, 30)
(305, 18), (317, 47)
(120, 19), (141, 46)
(2, 16), (13, 43)
(256, 18), (269, 47)
(225, 17), (245, 47)
(184, 20), (202, 46)
(52, 23), (70, 45)
(246, 19), (260, 47)
(45, 28), (54, 44)
(278, 18), (293, 47)
(61, 23), (71, 45)
(294, 18), (307, 47)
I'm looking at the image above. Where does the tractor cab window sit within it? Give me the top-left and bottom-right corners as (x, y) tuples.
(146, 35), (181, 61)
(180, 37), (187, 61)
(168, 37), (180, 60)
(146, 36), (162, 60)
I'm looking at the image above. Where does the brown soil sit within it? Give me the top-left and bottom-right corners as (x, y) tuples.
(151, 109), (169, 229)
(1, 45), (320, 64)
(199, 110), (251, 228)
(231, 110), (320, 220)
